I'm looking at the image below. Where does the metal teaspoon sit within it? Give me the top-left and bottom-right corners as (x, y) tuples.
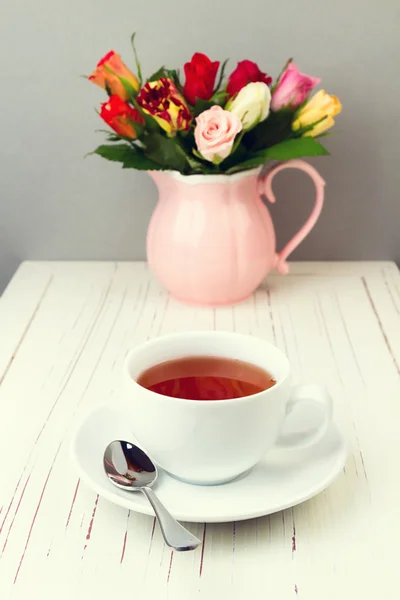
(103, 440), (201, 552)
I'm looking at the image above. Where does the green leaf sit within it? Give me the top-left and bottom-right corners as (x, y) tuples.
(192, 149), (204, 161)
(214, 58), (229, 92)
(270, 57), (293, 94)
(103, 65), (137, 100)
(96, 128), (142, 143)
(126, 116), (145, 139)
(191, 90), (228, 115)
(211, 90), (228, 106)
(229, 131), (245, 157)
(191, 149), (218, 173)
(192, 98), (214, 117)
(141, 113), (160, 132)
(219, 141), (250, 171)
(90, 143), (166, 170)
(119, 75), (139, 99)
(90, 144), (130, 162)
(315, 131), (336, 139)
(146, 67), (183, 92)
(292, 116), (327, 138)
(225, 137), (329, 174)
(186, 153), (209, 173)
(144, 133), (190, 173)
(176, 129), (196, 154)
(225, 153), (268, 174)
(130, 33), (143, 86)
(165, 69), (184, 93)
(264, 137), (329, 160)
(106, 134), (124, 142)
(243, 109), (294, 151)
(147, 66), (167, 82)
(122, 152), (168, 170)
(130, 97), (160, 132)
(95, 128), (118, 135)
(104, 81), (112, 96)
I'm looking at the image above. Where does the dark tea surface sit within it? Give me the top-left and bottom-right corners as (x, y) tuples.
(137, 356), (276, 401)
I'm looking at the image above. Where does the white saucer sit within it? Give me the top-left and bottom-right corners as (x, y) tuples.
(71, 406), (347, 523)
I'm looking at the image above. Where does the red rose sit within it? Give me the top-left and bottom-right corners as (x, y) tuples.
(183, 53), (220, 105)
(227, 60), (272, 97)
(100, 95), (144, 139)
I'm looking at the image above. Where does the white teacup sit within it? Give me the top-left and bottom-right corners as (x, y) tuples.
(123, 331), (332, 485)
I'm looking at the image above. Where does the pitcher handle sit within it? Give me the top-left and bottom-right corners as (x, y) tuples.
(258, 159), (325, 275)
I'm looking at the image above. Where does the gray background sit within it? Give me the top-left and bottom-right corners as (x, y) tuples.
(1, 0), (399, 293)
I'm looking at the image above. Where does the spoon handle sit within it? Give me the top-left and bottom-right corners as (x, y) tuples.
(142, 487), (201, 551)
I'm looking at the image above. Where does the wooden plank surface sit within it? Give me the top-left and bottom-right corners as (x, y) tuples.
(0, 261), (399, 599)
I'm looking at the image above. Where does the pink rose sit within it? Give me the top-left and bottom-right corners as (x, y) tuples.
(271, 62), (320, 111)
(194, 106), (242, 164)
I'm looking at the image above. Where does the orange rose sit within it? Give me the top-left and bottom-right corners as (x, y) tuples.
(100, 95), (144, 139)
(89, 50), (139, 100)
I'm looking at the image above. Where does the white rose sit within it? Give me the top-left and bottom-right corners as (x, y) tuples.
(226, 82), (271, 131)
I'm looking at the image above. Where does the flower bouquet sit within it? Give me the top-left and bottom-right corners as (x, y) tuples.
(88, 35), (341, 175)
(86, 36), (341, 306)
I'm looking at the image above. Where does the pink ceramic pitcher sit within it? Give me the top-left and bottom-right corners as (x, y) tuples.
(147, 159), (325, 306)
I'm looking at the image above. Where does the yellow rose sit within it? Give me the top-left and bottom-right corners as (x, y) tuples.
(292, 90), (342, 137)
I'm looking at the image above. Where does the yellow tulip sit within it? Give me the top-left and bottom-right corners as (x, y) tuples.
(292, 90), (342, 137)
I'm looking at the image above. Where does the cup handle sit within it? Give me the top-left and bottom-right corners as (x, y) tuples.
(276, 384), (333, 450)
(258, 159), (325, 275)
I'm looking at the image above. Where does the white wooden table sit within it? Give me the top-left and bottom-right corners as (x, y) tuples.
(0, 261), (399, 600)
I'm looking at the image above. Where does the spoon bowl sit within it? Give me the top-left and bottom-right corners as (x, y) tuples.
(103, 440), (201, 552)
(104, 441), (157, 489)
